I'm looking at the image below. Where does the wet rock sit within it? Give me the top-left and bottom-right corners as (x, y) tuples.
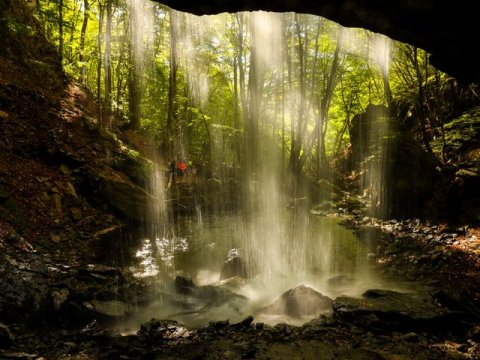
(260, 284), (333, 318)
(232, 315), (254, 330)
(175, 276), (195, 295)
(220, 249), (248, 280)
(80, 320), (111, 337)
(138, 319), (189, 339)
(211, 319), (230, 329)
(333, 289), (468, 333)
(0, 322), (14, 347)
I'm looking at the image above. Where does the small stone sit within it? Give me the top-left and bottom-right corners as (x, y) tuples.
(71, 208), (83, 221)
(0, 110), (9, 120)
(52, 193), (62, 214)
(51, 233), (62, 243)
(65, 182), (77, 197)
(60, 164), (70, 175)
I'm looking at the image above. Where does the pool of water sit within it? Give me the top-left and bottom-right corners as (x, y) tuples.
(126, 209), (413, 328)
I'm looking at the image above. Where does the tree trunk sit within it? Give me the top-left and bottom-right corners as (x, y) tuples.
(233, 56), (242, 164)
(115, 23), (128, 120)
(79, 0), (89, 85)
(246, 15), (260, 173)
(318, 29), (342, 177)
(413, 47), (436, 160)
(164, 9), (178, 156)
(58, 0), (64, 64)
(104, 0), (113, 127)
(128, 48), (141, 130)
(128, 0), (142, 130)
(292, 14), (307, 177)
(97, 2), (105, 127)
(236, 14), (248, 139)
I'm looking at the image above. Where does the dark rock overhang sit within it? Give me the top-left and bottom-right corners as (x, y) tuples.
(156, 0), (478, 83)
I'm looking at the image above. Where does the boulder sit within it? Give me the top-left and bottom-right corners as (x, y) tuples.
(175, 276), (195, 295)
(137, 319), (188, 339)
(261, 284), (333, 318)
(220, 249), (248, 280)
(333, 289), (470, 334)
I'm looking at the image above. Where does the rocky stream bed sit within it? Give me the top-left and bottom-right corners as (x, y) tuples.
(1, 212), (480, 360)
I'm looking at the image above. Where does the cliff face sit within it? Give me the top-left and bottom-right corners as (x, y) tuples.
(158, 0), (479, 83)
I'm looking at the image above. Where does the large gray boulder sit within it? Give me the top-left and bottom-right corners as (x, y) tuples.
(260, 284), (333, 318)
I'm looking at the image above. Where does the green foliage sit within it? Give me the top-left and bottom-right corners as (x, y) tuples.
(432, 107), (480, 154)
(30, 0), (463, 179)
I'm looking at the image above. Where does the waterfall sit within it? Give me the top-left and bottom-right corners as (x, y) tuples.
(128, 10), (394, 327)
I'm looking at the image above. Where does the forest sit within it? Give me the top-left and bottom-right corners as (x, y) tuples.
(31, 0), (474, 178)
(1, 0), (480, 358)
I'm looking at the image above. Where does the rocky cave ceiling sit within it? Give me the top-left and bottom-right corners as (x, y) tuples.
(157, 0), (478, 83)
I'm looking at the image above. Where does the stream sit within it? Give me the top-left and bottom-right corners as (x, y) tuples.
(126, 209), (419, 329)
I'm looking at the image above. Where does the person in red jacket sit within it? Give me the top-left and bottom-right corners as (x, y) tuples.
(177, 159), (187, 177)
